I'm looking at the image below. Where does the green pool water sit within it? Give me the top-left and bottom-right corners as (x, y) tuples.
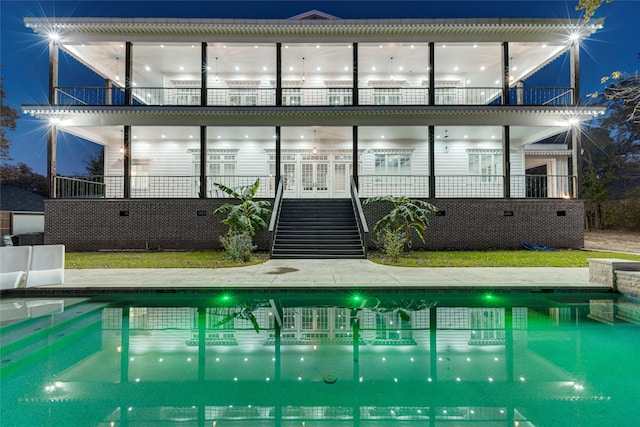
(1, 290), (639, 426)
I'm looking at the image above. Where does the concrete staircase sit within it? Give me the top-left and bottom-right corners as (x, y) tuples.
(271, 198), (365, 259)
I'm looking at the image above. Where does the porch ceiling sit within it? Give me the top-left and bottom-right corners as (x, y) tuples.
(28, 112), (571, 149)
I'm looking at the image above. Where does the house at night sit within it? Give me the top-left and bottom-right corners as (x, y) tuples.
(22, 11), (605, 257)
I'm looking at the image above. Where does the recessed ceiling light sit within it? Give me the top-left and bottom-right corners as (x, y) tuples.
(289, 66), (294, 71)
(316, 66), (321, 71)
(473, 44), (478, 48)
(235, 66), (240, 71)
(454, 66), (458, 71)
(263, 66), (267, 71)
(372, 66), (376, 71)
(480, 66), (486, 71)
(145, 65), (151, 71)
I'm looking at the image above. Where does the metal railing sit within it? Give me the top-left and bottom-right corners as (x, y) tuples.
(435, 175), (505, 198)
(207, 176), (272, 198)
(358, 175), (430, 198)
(350, 176), (369, 257)
(55, 176), (106, 198)
(509, 87), (574, 106)
(54, 86), (576, 107)
(511, 175), (575, 199)
(268, 178), (284, 256)
(54, 174), (575, 199)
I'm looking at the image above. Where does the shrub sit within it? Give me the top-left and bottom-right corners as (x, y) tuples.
(375, 228), (406, 261)
(364, 195), (438, 251)
(220, 232), (257, 262)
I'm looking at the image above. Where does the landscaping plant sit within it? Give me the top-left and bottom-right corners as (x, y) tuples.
(213, 178), (272, 260)
(364, 195), (438, 252)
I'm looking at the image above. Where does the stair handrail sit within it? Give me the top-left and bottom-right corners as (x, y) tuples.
(268, 178), (285, 255)
(350, 176), (369, 257)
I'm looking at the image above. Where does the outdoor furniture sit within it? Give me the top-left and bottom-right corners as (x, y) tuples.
(25, 244), (65, 287)
(0, 246), (32, 289)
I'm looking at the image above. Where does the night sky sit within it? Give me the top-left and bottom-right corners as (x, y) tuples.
(2, 0), (639, 175)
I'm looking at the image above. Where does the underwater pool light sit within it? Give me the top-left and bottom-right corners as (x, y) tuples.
(216, 291), (235, 305)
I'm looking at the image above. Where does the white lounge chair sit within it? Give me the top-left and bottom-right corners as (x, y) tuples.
(25, 244), (65, 287)
(0, 246), (32, 290)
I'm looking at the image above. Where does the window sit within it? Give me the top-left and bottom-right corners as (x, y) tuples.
(375, 312), (412, 341)
(175, 87), (200, 105)
(469, 151), (503, 182)
(193, 151), (238, 195)
(373, 88), (401, 105)
(131, 160), (149, 190)
(229, 89), (257, 106)
(328, 88), (352, 106)
(283, 88), (301, 106)
(374, 153), (412, 175)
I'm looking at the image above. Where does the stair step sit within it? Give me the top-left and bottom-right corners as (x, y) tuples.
(272, 198), (365, 259)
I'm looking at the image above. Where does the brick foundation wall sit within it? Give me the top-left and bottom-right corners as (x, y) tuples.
(362, 199), (584, 250)
(45, 198), (583, 252)
(44, 199), (271, 251)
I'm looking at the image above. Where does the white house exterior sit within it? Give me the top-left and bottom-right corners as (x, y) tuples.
(22, 11), (605, 252)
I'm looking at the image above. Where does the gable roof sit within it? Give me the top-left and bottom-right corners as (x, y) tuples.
(288, 10), (340, 20)
(0, 185), (45, 212)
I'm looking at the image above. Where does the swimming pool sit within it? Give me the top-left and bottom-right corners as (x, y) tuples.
(1, 290), (639, 426)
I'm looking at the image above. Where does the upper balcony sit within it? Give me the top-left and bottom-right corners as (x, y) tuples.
(54, 85), (574, 107)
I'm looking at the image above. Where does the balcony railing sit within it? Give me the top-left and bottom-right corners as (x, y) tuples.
(55, 176), (106, 198)
(511, 174), (575, 199)
(53, 86), (575, 107)
(358, 175), (430, 198)
(55, 174), (575, 199)
(55, 175), (272, 199)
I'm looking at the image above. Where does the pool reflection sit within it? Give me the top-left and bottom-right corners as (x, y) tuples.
(1, 291), (639, 426)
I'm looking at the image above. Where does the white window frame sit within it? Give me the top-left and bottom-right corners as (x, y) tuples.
(468, 150), (503, 182)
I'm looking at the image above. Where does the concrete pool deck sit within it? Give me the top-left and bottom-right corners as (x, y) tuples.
(26, 259), (610, 292)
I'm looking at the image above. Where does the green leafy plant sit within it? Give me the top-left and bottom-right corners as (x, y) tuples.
(375, 228), (405, 261)
(211, 301), (267, 334)
(364, 195), (438, 251)
(220, 232), (257, 262)
(213, 178), (272, 237)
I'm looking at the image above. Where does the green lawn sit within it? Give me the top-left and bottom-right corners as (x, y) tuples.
(369, 249), (640, 267)
(65, 249), (640, 269)
(65, 251), (269, 269)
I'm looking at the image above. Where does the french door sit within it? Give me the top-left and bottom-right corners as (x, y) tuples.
(276, 151), (356, 198)
(301, 161), (329, 198)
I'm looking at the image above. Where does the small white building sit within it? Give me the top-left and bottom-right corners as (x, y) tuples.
(22, 11), (605, 252)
